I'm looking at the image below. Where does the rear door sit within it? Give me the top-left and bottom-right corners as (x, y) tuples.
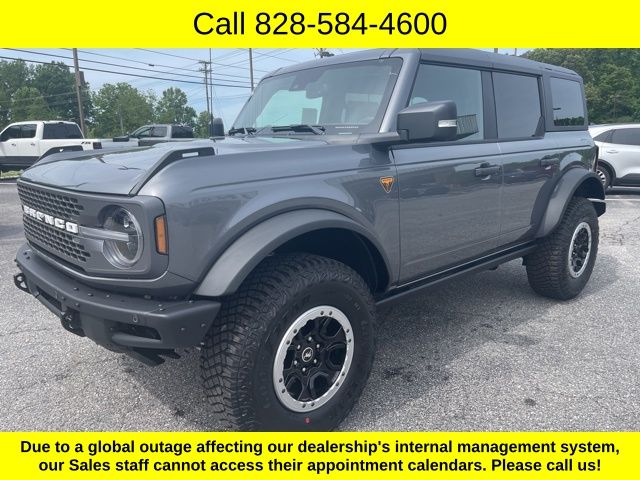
(393, 63), (503, 282)
(493, 72), (555, 243)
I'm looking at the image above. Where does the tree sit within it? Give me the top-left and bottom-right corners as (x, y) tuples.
(31, 61), (92, 125)
(0, 60), (31, 128)
(155, 87), (196, 125)
(523, 49), (640, 124)
(92, 83), (155, 137)
(11, 87), (53, 122)
(194, 111), (212, 138)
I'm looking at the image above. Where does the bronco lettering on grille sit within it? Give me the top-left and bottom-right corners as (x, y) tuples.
(22, 205), (79, 234)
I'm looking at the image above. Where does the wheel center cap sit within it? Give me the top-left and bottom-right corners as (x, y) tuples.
(301, 347), (314, 363)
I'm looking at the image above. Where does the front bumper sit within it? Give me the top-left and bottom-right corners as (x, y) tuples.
(14, 243), (220, 365)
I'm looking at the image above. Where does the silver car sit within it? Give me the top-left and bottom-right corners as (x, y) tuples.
(590, 124), (640, 188)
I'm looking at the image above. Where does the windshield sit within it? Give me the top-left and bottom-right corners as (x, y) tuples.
(233, 58), (403, 135)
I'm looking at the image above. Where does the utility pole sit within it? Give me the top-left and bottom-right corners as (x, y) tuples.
(249, 48), (255, 91)
(209, 48), (214, 134)
(200, 60), (211, 134)
(72, 48), (86, 136)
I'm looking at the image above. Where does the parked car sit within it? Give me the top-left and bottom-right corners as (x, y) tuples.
(590, 124), (640, 188)
(0, 121), (101, 173)
(13, 49), (605, 431)
(106, 124), (195, 148)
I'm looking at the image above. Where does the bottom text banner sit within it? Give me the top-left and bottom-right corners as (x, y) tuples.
(0, 432), (636, 479)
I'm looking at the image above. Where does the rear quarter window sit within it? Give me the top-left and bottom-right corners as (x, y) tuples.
(550, 77), (586, 127)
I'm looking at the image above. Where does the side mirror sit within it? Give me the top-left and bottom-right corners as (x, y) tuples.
(397, 100), (458, 143)
(210, 117), (225, 137)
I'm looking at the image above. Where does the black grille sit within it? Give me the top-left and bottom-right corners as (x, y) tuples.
(17, 182), (83, 220)
(23, 215), (90, 263)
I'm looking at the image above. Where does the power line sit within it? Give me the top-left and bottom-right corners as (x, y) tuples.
(137, 48), (271, 73)
(4, 48), (252, 84)
(0, 54), (252, 89)
(72, 49), (255, 81)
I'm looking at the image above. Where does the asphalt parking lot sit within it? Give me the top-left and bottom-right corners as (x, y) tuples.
(1, 180), (639, 431)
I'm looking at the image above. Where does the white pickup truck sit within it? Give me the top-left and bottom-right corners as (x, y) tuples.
(0, 121), (102, 173)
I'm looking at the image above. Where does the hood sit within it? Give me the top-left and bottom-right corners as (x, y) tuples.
(19, 137), (329, 195)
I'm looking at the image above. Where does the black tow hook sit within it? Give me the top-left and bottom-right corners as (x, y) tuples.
(13, 272), (29, 293)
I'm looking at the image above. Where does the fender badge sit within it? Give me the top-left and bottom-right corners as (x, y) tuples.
(380, 176), (394, 193)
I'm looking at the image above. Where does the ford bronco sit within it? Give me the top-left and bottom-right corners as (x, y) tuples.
(13, 49), (605, 431)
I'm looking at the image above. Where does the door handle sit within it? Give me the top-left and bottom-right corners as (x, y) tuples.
(30, 143), (36, 146)
(540, 157), (560, 167)
(10, 143), (16, 147)
(475, 163), (501, 177)
(605, 149), (618, 154)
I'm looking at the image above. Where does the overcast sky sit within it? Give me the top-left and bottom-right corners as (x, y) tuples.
(1, 48), (523, 126)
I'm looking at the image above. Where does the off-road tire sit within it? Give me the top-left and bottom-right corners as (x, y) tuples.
(525, 197), (599, 300)
(200, 253), (376, 431)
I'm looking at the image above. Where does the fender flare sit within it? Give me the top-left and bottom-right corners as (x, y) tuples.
(194, 209), (391, 297)
(39, 145), (84, 160)
(536, 169), (606, 238)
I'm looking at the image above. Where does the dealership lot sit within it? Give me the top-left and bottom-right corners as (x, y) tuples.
(0, 181), (638, 431)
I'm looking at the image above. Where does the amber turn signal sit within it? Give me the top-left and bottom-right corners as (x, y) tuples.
(154, 215), (168, 254)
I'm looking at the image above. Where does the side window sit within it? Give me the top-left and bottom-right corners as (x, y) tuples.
(171, 126), (193, 138)
(134, 126), (152, 138)
(493, 73), (542, 139)
(592, 130), (612, 143)
(151, 126), (167, 138)
(1, 125), (21, 141)
(65, 124), (83, 138)
(20, 124), (37, 139)
(409, 64), (484, 141)
(610, 128), (640, 146)
(550, 78), (586, 127)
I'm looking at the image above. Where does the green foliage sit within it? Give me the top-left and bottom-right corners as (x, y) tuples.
(195, 111), (212, 138)
(11, 87), (54, 121)
(31, 61), (92, 124)
(0, 60), (31, 126)
(155, 87), (197, 125)
(0, 58), (205, 136)
(524, 49), (640, 124)
(0, 60), (91, 131)
(92, 83), (155, 137)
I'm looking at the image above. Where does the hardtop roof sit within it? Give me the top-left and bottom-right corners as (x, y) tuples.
(265, 48), (580, 80)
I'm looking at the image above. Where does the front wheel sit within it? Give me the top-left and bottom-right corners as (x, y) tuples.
(200, 253), (376, 431)
(525, 197), (599, 300)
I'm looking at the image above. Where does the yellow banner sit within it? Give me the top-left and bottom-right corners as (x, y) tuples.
(2, 1), (640, 47)
(1, 432), (637, 479)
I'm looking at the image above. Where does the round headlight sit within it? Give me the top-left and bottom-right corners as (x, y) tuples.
(102, 207), (143, 268)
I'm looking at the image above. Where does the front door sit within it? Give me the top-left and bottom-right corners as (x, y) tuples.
(394, 63), (502, 283)
(0, 124), (22, 167)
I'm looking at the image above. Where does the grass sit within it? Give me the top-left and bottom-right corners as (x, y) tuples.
(0, 170), (21, 180)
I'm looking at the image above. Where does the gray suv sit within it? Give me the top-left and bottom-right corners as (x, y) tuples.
(13, 49), (605, 431)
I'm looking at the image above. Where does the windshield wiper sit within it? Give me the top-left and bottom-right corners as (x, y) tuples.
(228, 127), (257, 136)
(270, 124), (326, 135)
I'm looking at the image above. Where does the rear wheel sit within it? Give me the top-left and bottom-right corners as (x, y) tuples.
(525, 197), (599, 300)
(200, 253), (376, 431)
